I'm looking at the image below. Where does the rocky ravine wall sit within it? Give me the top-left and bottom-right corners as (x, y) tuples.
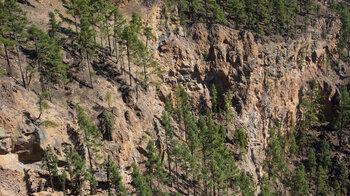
(153, 1), (348, 188)
(0, 0), (349, 195)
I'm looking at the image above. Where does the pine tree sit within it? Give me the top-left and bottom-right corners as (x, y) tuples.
(259, 175), (272, 196)
(176, 84), (191, 123)
(64, 147), (86, 195)
(85, 171), (98, 195)
(48, 11), (61, 40)
(227, 0), (246, 27)
(60, 170), (67, 196)
(224, 89), (233, 121)
(287, 118), (298, 158)
(339, 163), (349, 195)
(316, 165), (330, 196)
(27, 25), (67, 93)
(238, 170), (255, 196)
(233, 127), (248, 155)
(301, 78), (324, 132)
(335, 86), (350, 148)
(291, 165), (309, 196)
(145, 140), (168, 190)
(265, 125), (287, 183)
(161, 111), (174, 175)
(104, 155), (127, 196)
(37, 91), (50, 119)
(307, 148), (317, 185)
(77, 105), (102, 194)
(3, 0), (29, 88)
(169, 139), (181, 189)
(110, 5), (125, 62)
(42, 145), (59, 191)
(131, 162), (152, 196)
(0, 1), (14, 76)
(189, 0), (205, 22)
(79, 8), (97, 89)
(109, 160), (127, 196)
(319, 138), (332, 170)
(337, 3), (350, 59)
(256, 0), (270, 35)
(120, 12), (145, 86)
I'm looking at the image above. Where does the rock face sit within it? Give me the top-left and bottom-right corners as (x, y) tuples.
(0, 0), (349, 195)
(153, 8), (348, 185)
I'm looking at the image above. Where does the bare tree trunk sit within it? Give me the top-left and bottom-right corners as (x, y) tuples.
(105, 19), (112, 57)
(126, 40), (132, 86)
(3, 43), (11, 76)
(86, 52), (93, 88)
(34, 39), (45, 92)
(14, 32), (26, 89)
(74, 15), (83, 62)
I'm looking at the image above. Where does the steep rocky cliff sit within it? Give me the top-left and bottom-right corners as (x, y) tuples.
(0, 0), (349, 195)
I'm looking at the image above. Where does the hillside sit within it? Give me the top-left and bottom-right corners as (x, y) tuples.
(0, 0), (350, 195)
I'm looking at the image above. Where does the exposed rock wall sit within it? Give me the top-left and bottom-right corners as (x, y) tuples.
(0, 0), (349, 195)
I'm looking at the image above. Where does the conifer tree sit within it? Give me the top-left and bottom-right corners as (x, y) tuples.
(339, 163), (349, 195)
(27, 25), (67, 92)
(79, 10), (97, 88)
(42, 145), (59, 191)
(287, 118), (298, 158)
(0, 1), (14, 76)
(109, 159), (127, 196)
(224, 89), (233, 121)
(335, 86), (350, 148)
(131, 162), (152, 196)
(37, 91), (50, 119)
(85, 171), (98, 195)
(319, 138), (332, 170)
(176, 84), (191, 123)
(48, 11), (61, 40)
(105, 155), (125, 196)
(169, 139), (181, 189)
(233, 127), (248, 155)
(120, 12), (144, 86)
(227, 0), (246, 26)
(301, 78), (324, 132)
(189, 0), (205, 22)
(238, 170), (255, 196)
(315, 165), (330, 195)
(307, 148), (317, 185)
(77, 105), (102, 194)
(265, 125), (287, 183)
(145, 139), (168, 190)
(3, 0), (29, 88)
(256, 0), (270, 35)
(259, 175), (272, 196)
(64, 147), (86, 195)
(110, 5), (125, 61)
(291, 165), (309, 196)
(211, 84), (218, 112)
(60, 170), (67, 196)
(161, 111), (174, 174)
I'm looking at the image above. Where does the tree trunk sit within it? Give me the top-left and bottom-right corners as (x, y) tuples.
(107, 160), (111, 196)
(106, 19), (112, 57)
(126, 40), (132, 86)
(14, 32), (26, 89)
(74, 15), (82, 62)
(100, 21), (104, 47)
(120, 44), (125, 80)
(86, 52), (93, 88)
(3, 43), (11, 76)
(34, 38), (45, 92)
(175, 157), (179, 190)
